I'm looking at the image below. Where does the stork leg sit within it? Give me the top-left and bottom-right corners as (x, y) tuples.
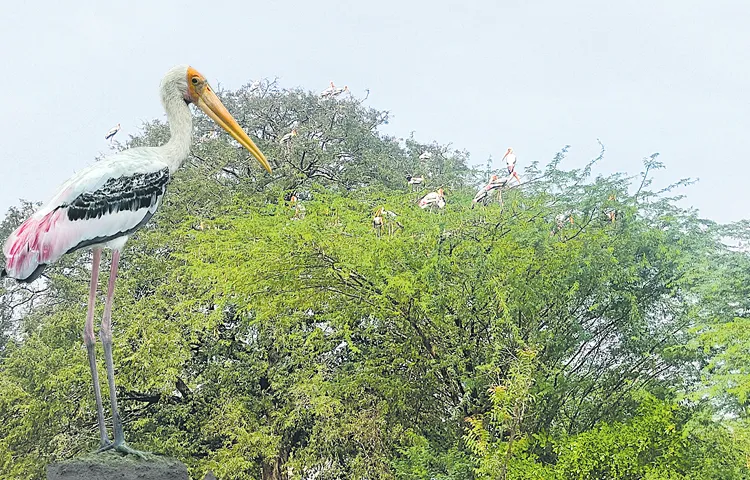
(100, 250), (146, 456)
(84, 248), (111, 450)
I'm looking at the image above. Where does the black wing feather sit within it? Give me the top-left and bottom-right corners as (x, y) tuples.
(65, 168), (170, 222)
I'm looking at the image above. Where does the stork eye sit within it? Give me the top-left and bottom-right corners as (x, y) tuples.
(191, 77), (199, 85)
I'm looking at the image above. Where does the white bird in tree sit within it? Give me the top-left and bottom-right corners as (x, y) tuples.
(419, 151), (432, 161)
(290, 195), (306, 219)
(373, 207), (385, 236)
(104, 123), (121, 141)
(279, 128), (297, 144)
(331, 85), (349, 97)
(406, 175), (424, 191)
(1, 65), (271, 456)
(419, 188), (445, 211)
(471, 174), (510, 208)
(319, 81), (336, 98)
(551, 212), (575, 236)
(503, 147), (521, 183)
(373, 208), (401, 236)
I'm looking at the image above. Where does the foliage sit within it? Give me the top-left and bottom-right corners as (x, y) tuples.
(0, 80), (749, 480)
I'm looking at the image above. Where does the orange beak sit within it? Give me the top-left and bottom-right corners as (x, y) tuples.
(195, 87), (272, 173)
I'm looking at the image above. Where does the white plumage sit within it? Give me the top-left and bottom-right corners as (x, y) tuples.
(2, 65), (271, 456)
(320, 81), (336, 98)
(503, 147), (516, 168)
(419, 189), (445, 210)
(471, 174), (510, 208)
(407, 175), (424, 190)
(332, 85), (349, 97)
(104, 123), (120, 140)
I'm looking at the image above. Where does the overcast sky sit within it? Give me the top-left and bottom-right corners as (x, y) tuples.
(1, 0), (747, 223)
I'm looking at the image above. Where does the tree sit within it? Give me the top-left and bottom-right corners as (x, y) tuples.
(1, 80), (749, 480)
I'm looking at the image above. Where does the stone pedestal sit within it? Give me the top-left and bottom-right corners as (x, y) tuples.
(47, 451), (188, 480)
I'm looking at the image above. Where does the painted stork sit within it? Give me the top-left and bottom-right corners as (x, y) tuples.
(419, 188), (445, 211)
(373, 208), (384, 236)
(279, 128), (297, 144)
(290, 195), (306, 219)
(319, 81), (336, 98)
(1, 65), (271, 455)
(471, 174), (509, 208)
(551, 212), (575, 236)
(406, 175), (424, 191)
(605, 194), (617, 223)
(104, 123), (121, 141)
(503, 147), (521, 183)
(331, 85), (349, 97)
(373, 208), (401, 236)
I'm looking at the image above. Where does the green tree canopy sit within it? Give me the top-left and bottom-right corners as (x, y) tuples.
(0, 81), (748, 480)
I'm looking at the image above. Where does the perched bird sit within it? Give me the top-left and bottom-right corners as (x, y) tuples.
(373, 208), (401, 236)
(406, 175), (424, 191)
(605, 194), (617, 223)
(104, 123), (121, 141)
(279, 128), (297, 144)
(1, 65), (271, 455)
(331, 85), (349, 97)
(471, 174), (509, 208)
(290, 195), (306, 219)
(551, 212), (575, 236)
(319, 81), (336, 98)
(419, 188), (446, 211)
(419, 151), (432, 161)
(373, 207), (384, 236)
(503, 147), (521, 183)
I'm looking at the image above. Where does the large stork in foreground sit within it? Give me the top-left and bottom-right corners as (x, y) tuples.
(1, 65), (271, 455)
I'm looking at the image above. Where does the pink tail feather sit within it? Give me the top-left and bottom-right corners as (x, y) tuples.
(3, 209), (66, 281)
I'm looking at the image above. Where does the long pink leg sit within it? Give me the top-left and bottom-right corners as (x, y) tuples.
(84, 248), (110, 449)
(100, 250), (144, 456)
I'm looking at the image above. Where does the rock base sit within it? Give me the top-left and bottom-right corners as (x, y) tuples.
(47, 450), (188, 480)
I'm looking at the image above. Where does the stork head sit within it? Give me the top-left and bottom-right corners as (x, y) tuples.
(164, 65), (271, 173)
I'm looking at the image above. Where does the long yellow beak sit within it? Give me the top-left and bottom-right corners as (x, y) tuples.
(196, 87), (272, 173)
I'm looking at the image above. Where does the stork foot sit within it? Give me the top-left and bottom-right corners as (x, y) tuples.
(95, 441), (114, 453)
(113, 442), (151, 458)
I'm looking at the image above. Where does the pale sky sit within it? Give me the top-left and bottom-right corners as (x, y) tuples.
(1, 1), (747, 223)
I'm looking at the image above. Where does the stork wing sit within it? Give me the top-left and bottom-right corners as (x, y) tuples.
(65, 168), (169, 223)
(3, 153), (171, 281)
(473, 189), (488, 203)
